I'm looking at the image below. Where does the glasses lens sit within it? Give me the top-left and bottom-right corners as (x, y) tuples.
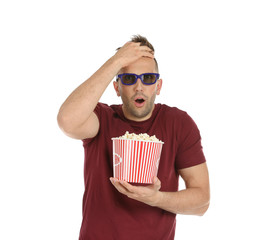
(122, 74), (136, 85)
(142, 74), (157, 84)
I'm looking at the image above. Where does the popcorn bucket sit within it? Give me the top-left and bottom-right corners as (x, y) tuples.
(112, 138), (164, 183)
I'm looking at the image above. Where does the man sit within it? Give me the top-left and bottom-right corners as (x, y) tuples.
(57, 35), (210, 240)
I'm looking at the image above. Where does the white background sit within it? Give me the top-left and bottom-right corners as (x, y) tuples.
(0, 0), (263, 239)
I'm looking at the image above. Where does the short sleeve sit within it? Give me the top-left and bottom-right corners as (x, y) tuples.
(82, 103), (103, 146)
(175, 112), (206, 169)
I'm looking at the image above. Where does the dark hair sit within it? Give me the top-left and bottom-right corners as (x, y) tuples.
(131, 35), (155, 52)
(117, 34), (159, 72)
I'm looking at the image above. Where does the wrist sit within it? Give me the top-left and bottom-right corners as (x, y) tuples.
(108, 55), (123, 74)
(152, 191), (164, 207)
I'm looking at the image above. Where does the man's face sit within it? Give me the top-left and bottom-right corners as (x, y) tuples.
(113, 57), (162, 122)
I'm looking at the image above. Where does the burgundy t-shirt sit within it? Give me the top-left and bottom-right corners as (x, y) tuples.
(79, 103), (206, 240)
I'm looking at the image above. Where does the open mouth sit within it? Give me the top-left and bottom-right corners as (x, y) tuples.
(134, 97), (146, 107)
(135, 98), (145, 104)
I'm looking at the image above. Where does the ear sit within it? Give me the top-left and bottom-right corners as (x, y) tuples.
(113, 81), (121, 97)
(156, 79), (162, 95)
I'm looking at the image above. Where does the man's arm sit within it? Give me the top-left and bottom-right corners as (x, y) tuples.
(110, 162), (210, 216)
(156, 163), (210, 215)
(57, 42), (154, 139)
(57, 57), (120, 139)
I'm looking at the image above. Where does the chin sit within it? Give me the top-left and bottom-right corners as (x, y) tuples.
(131, 108), (152, 120)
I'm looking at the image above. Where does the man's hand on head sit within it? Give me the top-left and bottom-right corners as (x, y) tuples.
(110, 176), (163, 207)
(112, 42), (154, 69)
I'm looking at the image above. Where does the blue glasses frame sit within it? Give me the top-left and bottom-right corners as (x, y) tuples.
(116, 73), (160, 85)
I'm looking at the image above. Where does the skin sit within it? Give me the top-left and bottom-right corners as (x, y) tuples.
(110, 163), (210, 215)
(57, 41), (210, 216)
(113, 57), (162, 122)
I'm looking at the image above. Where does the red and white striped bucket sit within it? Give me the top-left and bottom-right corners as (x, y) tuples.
(112, 138), (164, 184)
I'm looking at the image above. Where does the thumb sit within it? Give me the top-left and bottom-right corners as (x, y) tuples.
(153, 176), (158, 183)
(153, 176), (161, 189)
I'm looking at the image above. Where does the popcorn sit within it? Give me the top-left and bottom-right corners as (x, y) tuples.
(118, 131), (162, 142)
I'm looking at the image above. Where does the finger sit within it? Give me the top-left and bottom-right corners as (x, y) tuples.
(110, 178), (135, 196)
(138, 49), (154, 58)
(118, 182), (139, 199)
(125, 42), (154, 55)
(153, 176), (158, 183)
(119, 180), (137, 193)
(138, 45), (154, 53)
(111, 179), (131, 195)
(153, 177), (161, 190)
(141, 52), (155, 59)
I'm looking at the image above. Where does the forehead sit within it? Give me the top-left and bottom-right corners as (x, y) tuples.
(120, 57), (157, 74)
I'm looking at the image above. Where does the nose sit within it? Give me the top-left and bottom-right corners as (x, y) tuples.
(134, 77), (144, 91)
